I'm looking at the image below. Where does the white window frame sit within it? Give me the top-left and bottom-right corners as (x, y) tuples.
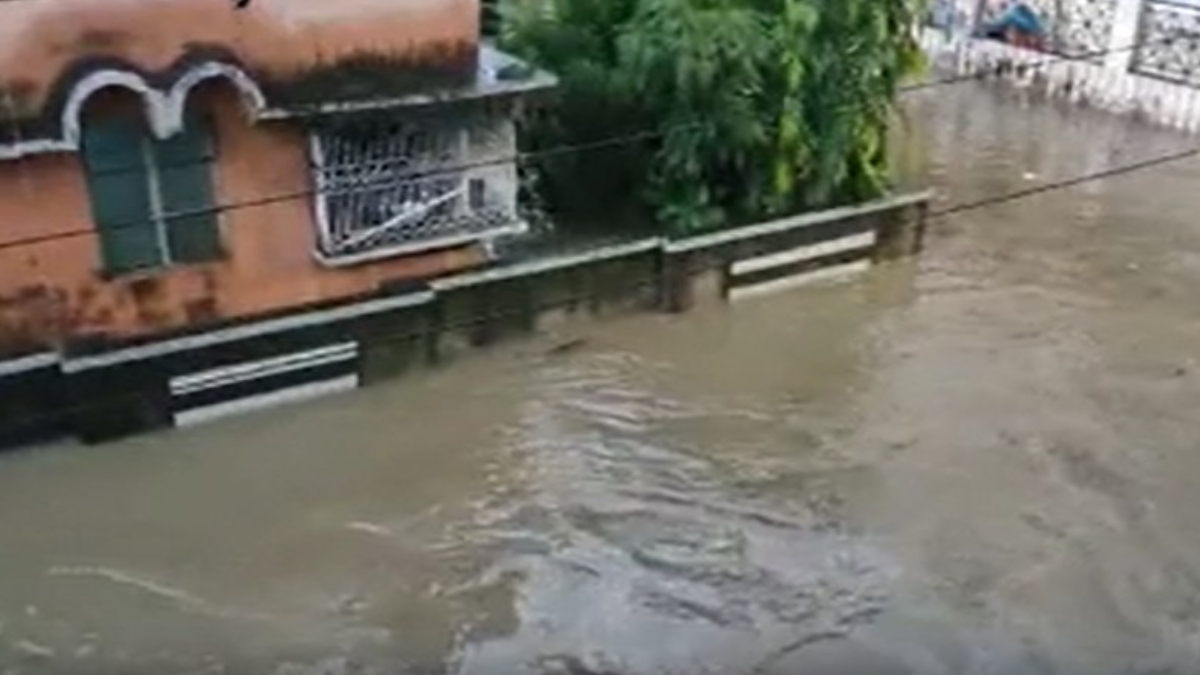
(307, 119), (523, 268)
(140, 135), (173, 265)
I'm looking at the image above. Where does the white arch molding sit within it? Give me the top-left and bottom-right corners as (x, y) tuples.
(0, 62), (267, 161)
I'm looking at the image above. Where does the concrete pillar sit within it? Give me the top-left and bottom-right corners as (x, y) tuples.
(966, 0), (988, 35)
(1106, 0), (1144, 72)
(874, 203), (930, 262)
(658, 253), (694, 314)
(69, 369), (171, 444)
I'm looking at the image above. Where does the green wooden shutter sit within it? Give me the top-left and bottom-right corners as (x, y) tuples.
(81, 119), (160, 274)
(156, 118), (221, 263)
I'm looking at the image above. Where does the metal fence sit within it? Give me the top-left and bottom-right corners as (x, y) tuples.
(1133, 0), (1200, 85)
(981, 0), (1118, 57)
(1057, 0), (1120, 56)
(921, 0), (1200, 132)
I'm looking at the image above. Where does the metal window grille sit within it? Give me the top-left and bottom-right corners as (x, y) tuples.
(973, 0), (1116, 58)
(1133, 0), (1200, 85)
(1057, 0), (1118, 58)
(310, 117), (518, 263)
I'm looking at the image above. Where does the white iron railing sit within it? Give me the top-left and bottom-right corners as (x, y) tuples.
(1133, 0), (1200, 84)
(309, 116), (520, 265)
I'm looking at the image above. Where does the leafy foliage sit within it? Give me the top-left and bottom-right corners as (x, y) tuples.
(502, 0), (923, 235)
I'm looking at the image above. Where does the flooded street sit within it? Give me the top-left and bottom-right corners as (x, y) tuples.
(4, 85), (1200, 674)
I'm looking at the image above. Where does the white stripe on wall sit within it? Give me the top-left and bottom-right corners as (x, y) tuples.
(0, 352), (59, 378)
(728, 260), (871, 303)
(173, 374), (360, 428)
(730, 231), (876, 277)
(663, 191), (929, 254)
(169, 342), (358, 396)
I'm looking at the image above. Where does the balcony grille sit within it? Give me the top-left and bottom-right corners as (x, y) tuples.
(310, 117), (519, 264)
(1133, 0), (1200, 85)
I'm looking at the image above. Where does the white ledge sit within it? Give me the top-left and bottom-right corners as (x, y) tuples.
(664, 191), (932, 254)
(0, 351), (60, 377)
(259, 46), (557, 120)
(62, 290), (435, 373)
(314, 220), (528, 268)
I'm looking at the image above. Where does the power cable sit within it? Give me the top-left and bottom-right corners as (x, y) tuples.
(929, 145), (1200, 218)
(2, 137), (1199, 437)
(899, 34), (1151, 93)
(0, 32), (1176, 253)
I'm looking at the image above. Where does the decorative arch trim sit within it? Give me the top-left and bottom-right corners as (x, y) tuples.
(61, 69), (165, 143)
(167, 61), (268, 130)
(0, 61), (267, 161)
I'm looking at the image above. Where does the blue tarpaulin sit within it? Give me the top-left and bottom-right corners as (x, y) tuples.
(980, 3), (1046, 37)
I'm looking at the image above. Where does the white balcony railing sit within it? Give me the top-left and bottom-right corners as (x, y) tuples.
(309, 118), (521, 266)
(1133, 0), (1200, 85)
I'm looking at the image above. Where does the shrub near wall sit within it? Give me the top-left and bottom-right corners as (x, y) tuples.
(501, 0), (924, 235)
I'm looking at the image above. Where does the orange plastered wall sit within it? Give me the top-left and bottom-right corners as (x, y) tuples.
(0, 0), (479, 115)
(0, 83), (485, 353)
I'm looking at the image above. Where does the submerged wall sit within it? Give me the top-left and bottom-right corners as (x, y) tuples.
(0, 192), (929, 448)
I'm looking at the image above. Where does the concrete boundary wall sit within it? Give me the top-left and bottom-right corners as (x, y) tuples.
(0, 191), (930, 448)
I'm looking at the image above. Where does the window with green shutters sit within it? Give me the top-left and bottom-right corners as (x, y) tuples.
(81, 115), (221, 275)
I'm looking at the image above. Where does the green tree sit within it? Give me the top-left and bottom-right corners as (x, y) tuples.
(503, 0), (922, 235)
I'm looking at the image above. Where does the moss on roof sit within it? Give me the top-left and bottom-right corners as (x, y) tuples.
(260, 41), (478, 108)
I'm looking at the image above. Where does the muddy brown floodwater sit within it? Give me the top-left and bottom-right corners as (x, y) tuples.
(4, 84), (1200, 675)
